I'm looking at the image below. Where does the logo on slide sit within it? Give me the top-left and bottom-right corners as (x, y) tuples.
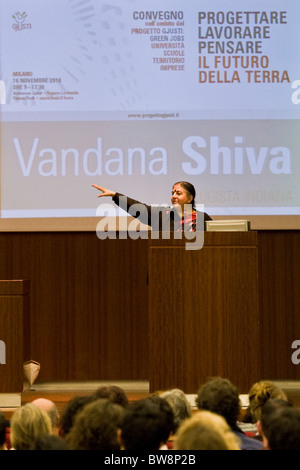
(12, 11), (32, 31)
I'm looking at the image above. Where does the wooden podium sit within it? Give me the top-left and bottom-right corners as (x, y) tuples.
(0, 280), (30, 406)
(148, 232), (260, 394)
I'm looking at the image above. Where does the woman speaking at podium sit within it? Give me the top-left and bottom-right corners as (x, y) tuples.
(92, 181), (212, 232)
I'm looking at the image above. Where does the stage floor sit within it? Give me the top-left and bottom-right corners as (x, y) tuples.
(10, 381), (150, 419)
(1, 380), (300, 420)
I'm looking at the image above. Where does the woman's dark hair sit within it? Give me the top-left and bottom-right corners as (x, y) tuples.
(173, 181), (196, 209)
(94, 385), (129, 408)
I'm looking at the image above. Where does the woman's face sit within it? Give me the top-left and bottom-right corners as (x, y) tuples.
(171, 184), (193, 210)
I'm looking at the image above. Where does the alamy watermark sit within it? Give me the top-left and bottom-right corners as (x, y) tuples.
(291, 340), (300, 365)
(0, 80), (6, 104)
(95, 198), (205, 251)
(0, 341), (6, 364)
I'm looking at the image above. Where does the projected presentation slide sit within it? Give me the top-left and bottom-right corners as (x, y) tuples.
(0, 0), (300, 227)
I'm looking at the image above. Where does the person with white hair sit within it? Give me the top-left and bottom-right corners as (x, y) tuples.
(31, 398), (59, 435)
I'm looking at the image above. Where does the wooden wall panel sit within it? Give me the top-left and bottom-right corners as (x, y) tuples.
(0, 233), (149, 381)
(258, 231), (300, 380)
(0, 230), (299, 384)
(0, 280), (30, 392)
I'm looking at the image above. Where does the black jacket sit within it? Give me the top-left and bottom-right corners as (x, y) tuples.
(112, 192), (212, 232)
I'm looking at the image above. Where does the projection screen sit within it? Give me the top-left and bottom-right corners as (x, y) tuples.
(1, 0), (300, 231)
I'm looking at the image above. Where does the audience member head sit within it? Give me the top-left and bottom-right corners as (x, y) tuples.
(174, 410), (241, 450)
(31, 398), (59, 434)
(258, 398), (300, 450)
(120, 396), (175, 451)
(159, 389), (192, 432)
(65, 398), (124, 450)
(58, 395), (97, 438)
(10, 403), (52, 450)
(0, 411), (7, 450)
(245, 380), (288, 423)
(195, 377), (240, 428)
(94, 385), (129, 408)
(30, 434), (70, 450)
